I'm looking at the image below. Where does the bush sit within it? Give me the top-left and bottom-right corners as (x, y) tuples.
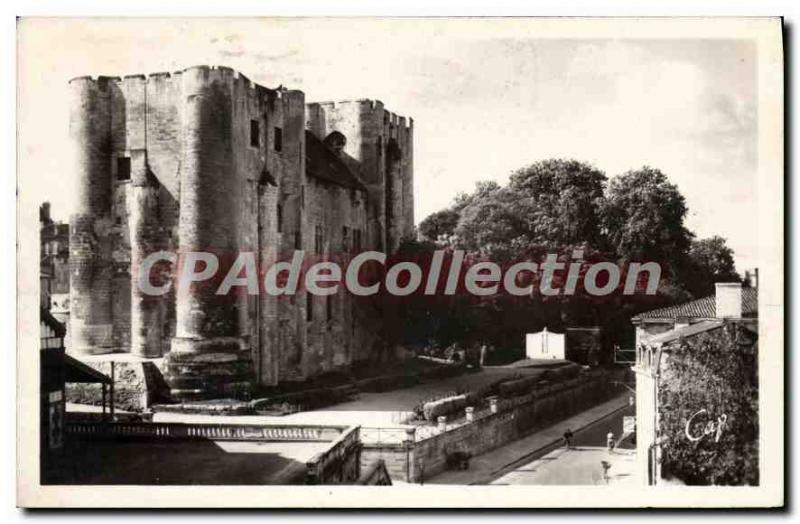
(497, 376), (541, 397)
(422, 392), (480, 421)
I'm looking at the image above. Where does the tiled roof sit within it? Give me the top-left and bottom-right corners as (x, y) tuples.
(305, 131), (367, 192)
(632, 287), (757, 321)
(647, 320), (725, 345)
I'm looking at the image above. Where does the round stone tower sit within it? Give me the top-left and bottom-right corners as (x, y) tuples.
(164, 66), (253, 400)
(68, 76), (115, 355)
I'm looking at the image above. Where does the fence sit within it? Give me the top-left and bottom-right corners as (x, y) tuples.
(614, 347), (637, 365)
(361, 426), (413, 445)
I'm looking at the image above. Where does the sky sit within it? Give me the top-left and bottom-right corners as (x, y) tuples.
(18, 18), (758, 270)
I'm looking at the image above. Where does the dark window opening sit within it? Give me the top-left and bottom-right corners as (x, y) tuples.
(274, 127), (283, 152)
(294, 231), (301, 250)
(117, 157), (131, 181)
(306, 295), (313, 322)
(377, 136), (383, 157)
(277, 203), (283, 233)
(342, 226), (350, 252)
(314, 225), (324, 254)
(250, 120), (260, 147)
(353, 228), (362, 253)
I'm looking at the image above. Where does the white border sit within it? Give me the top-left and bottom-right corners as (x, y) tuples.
(11, 13), (785, 510)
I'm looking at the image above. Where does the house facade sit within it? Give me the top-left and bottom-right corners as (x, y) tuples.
(631, 282), (759, 485)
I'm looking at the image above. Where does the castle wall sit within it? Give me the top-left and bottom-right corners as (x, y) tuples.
(303, 178), (370, 375)
(306, 100), (414, 253)
(68, 66), (414, 397)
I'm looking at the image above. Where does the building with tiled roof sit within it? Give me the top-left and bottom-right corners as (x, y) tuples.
(631, 286), (757, 323)
(631, 282), (756, 349)
(630, 282), (759, 486)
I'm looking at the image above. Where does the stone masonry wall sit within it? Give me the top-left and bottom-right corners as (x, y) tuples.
(68, 66), (414, 397)
(362, 371), (626, 483)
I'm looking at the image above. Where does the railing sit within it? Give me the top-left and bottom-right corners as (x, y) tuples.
(65, 420), (346, 442)
(614, 347), (637, 365)
(360, 426), (413, 445)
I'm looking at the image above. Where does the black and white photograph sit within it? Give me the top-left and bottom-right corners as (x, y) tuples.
(15, 15), (784, 508)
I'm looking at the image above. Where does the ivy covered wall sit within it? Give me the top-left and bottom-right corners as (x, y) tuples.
(658, 323), (759, 485)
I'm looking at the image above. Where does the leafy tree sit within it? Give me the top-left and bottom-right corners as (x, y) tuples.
(418, 208), (461, 243)
(602, 167), (694, 268)
(685, 236), (741, 297)
(507, 159), (607, 249)
(409, 160), (734, 361)
(658, 324), (759, 485)
(454, 159), (607, 259)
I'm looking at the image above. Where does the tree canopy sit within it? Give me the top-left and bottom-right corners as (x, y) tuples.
(409, 158), (742, 358)
(685, 236), (741, 297)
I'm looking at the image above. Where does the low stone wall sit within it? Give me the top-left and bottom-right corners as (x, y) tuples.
(306, 425), (362, 484)
(65, 360), (161, 412)
(360, 444), (410, 481)
(363, 368), (629, 482)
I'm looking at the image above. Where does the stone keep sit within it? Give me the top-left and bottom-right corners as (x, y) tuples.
(68, 66), (415, 399)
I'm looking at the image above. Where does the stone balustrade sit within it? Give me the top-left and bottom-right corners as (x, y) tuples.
(65, 420), (346, 442)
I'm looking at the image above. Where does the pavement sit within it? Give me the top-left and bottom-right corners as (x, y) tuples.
(491, 446), (636, 485)
(425, 393), (633, 485)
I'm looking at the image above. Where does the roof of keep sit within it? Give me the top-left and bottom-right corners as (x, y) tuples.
(305, 131), (367, 192)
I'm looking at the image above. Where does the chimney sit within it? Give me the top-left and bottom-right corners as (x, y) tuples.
(40, 202), (51, 224)
(715, 282), (742, 319)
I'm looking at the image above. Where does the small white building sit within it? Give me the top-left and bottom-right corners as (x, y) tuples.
(631, 282), (759, 485)
(525, 327), (565, 360)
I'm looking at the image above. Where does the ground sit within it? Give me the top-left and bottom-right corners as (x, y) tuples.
(490, 404), (636, 485)
(492, 447), (635, 486)
(54, 361), (619, 486)
(150, 364), (564, 431)
(425, 394), (634, 485)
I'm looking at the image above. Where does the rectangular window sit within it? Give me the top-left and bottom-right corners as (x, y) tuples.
(353, 228), (362, 253)
(314, 225), (324, 255)
(117, 157), (131, 181)
(306, 295), (313, 322)
(274, 127), (283, 152)
(250, 120), (260, 147)
(294, 231), (301, 250)
(277, 203), (283, 233)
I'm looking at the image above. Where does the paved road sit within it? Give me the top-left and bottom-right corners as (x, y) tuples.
(426, 394), (632, 485)
(570, 403), (636, 449)
(489, 403), (637, 485)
